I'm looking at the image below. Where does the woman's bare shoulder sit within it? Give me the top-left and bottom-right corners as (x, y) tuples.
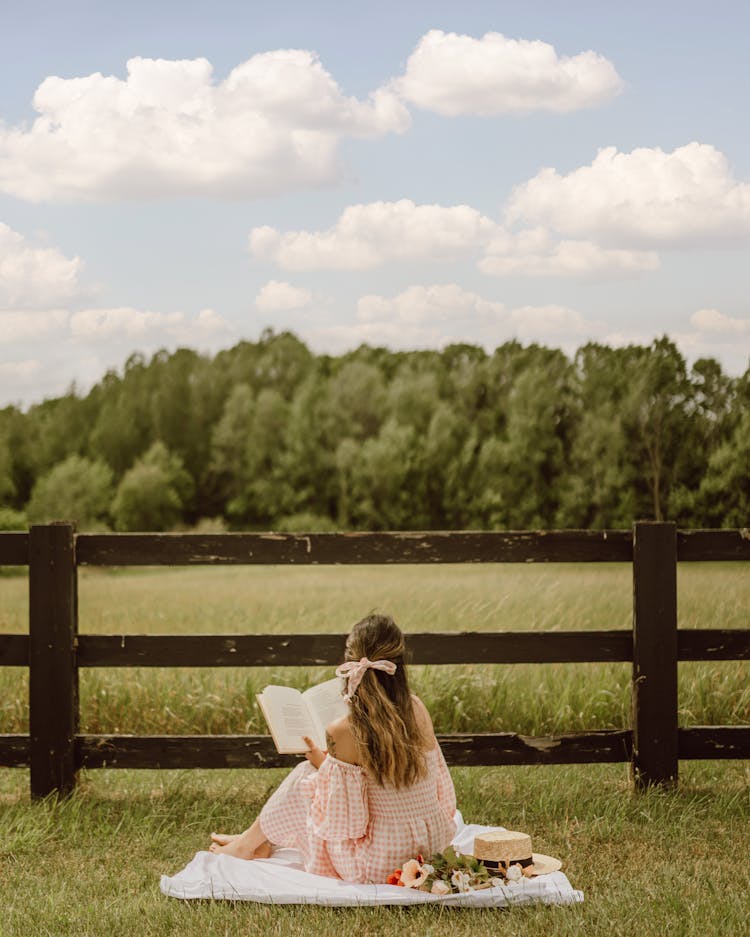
(410, 693), (431, 718)
(325, 715), (359, 765)
(411, 694), (437, 746)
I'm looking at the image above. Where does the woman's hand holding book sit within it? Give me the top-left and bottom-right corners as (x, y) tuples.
(302, 736), (327, 769)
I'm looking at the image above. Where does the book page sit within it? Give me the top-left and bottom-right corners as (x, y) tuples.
(257, 685), (319, 754)
(302, 677), (348, 747)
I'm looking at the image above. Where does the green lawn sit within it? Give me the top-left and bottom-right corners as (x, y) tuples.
(1, 563), (748, 935)
(1, 761), (748, 937)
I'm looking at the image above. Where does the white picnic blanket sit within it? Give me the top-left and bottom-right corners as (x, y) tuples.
(160, 813), (584, 907)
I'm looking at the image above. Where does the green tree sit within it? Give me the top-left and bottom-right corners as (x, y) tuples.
(253, 329), (315, 399)
(111, 441), (193, 531)
(336, 419), (419, 529)
(89, 357), (153, 475)
(209, 383), (255, 511)
(275, 369), (338, 521)
(422, 402), (472, 528)
(0, 507), (27, 531)
(242, 388), (294, 522)
(26, 455), (114, 528)
(0, 429), (16, 505)
(557, 344), (636, 527)
(621, 338), (693, 521)
(3, 330), (742, 534)
(689, 410), (750, 525)
(326, 361), (386, 443)
(386, 368), (441, 434)
(480, 351), (574, 528)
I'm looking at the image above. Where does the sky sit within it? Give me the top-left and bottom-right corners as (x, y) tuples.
(1, 0), (749, 407)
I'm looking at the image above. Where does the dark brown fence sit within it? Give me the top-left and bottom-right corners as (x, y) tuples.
(1, 521), (749, 799)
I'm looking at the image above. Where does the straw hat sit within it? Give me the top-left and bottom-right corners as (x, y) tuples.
(472, 830), (562, 876)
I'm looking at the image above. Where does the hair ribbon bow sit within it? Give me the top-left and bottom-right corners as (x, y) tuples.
(335, 657), (397, 700)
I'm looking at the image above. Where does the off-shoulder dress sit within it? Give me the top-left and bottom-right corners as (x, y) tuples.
(258, 745), (457, 884)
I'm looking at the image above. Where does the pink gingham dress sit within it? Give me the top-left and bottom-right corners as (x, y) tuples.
(258, 745), (457, 884)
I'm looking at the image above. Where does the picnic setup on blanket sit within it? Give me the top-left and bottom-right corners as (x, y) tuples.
(162, 639), (583, 908)
(160, 813), (584, 907)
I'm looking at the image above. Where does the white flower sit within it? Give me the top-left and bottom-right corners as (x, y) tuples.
(506, 864), (523, 882)
(430, 879), (451, 895)
(490, 876), (505, 888)
(421, 863), (435, 876)
(451, 870), (472, 892)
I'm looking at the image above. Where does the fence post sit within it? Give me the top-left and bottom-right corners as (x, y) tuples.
(29, 522), (78, 798)
(631, 520), (678, 790)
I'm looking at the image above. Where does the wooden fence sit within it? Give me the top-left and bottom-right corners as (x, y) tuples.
(0, 521), (749, 799)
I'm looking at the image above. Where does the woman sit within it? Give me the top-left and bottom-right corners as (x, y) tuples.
(208, 613), (457, 884)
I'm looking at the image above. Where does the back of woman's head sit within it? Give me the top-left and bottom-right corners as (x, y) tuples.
(343, 613), (427, 788)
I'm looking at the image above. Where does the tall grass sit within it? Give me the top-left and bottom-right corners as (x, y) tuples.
(1, 563), (748, 735)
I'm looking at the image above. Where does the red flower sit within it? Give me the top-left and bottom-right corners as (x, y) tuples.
(386, 869), (403, 886)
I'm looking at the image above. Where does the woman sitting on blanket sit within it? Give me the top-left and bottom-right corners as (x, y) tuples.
(209, 613), (457, 884)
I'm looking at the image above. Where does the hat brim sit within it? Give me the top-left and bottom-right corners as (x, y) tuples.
(528, 852), (562, 875)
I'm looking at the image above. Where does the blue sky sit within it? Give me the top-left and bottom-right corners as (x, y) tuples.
(1, 0), (749, 406)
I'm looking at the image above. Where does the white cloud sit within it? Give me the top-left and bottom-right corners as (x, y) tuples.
(188, 308), (234, 344)
(313, 283), (597, 351)
(599, 312), (750, 374)
(357, 283), (505, 325)
(249, 200), (659, 280)
(396, 29), (623, 116)
(0, 306), (235, 406)
(0, 358), (42, 381)
(69, 305), (232, 346)
(690, 308), (750, 336)
(0, 53), (410, 202)
(508, 304), (589, 338)
(506, 143), (750, 246)
(479, 227), (659, 277)
(255, 280), (312, 312)
(305, 284), (507, 353)
(0, 309), (69, 342)
(0, 222), (83, 308)
(69, 307), (184, 340)
(249, 200), (498, 270)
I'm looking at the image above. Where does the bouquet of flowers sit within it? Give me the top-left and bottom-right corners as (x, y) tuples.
(386, 845), (532, 895)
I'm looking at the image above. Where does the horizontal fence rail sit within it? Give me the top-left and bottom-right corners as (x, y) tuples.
(3, 528), (750, 569)
(0, 531), (28, 565)
(74, 528), (750, 564)
(74, 630), (636, 667)
(2, 629), (749, 669)
(76, 529), (634, 565)
(2, 728), (749, 772)
(7, 629), (750, 669)
(1, 523), (749, 797)
(75, 730), (636, 770)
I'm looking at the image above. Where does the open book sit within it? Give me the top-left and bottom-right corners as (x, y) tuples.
(257, 677), (349, 754)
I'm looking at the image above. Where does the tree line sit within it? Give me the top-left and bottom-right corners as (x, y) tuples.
(1, 329), (748, 533)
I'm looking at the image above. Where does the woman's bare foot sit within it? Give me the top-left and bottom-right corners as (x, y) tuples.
(210, 832), (238, 846)
(208, 835), (272, 859)
(207, 817), (272, 859)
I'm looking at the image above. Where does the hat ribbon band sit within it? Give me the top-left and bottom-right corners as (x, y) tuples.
(481, 856), (534, 870)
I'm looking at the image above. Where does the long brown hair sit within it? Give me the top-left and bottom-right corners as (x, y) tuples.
(343, 613), (427, 788)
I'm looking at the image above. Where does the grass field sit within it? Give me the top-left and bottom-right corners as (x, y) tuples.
(1, 762), (748, 937)
(0, 563), (748, 735)
(1, 563), (748, 936)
